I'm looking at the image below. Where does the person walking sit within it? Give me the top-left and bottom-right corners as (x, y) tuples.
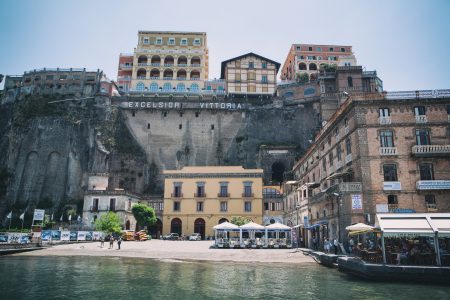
(324, 238), (330, 253)
(117, 237), (122, 250)
(333, 238), (339, 255)
(109, 236), (114, 249)
(349, 237), (355, 254)
(100, 236), (105, 248)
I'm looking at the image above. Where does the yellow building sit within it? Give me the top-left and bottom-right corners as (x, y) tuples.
(131, 31), (209, 92)
(162, 166), (263, 239)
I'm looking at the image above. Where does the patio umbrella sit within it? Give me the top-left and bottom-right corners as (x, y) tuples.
(345, 223), (374, 231)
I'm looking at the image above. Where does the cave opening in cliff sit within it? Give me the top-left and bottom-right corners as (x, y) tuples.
(271, 162), (285, 185)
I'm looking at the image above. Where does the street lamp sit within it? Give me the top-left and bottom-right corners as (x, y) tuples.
(295, 203), (300, 247)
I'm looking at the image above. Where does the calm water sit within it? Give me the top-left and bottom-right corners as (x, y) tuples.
(1, 256), (449, 300)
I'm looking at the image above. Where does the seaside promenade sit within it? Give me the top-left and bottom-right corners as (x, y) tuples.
(14, 240), (315, 264)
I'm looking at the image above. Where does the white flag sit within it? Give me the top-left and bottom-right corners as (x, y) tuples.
(51, 214), (54, 221)
(68, 214), (72, 221)
(6, 211), (12, 219)
(60, 215), (63, 222)
(19, 213), (25, 221)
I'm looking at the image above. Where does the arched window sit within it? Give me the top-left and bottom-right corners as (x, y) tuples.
(299, 63), (307, 70)
(190, 70), (200, 80)
(218, 218), (229, 224)
(309, 63), (317, 70)
(150, 82), (158, 92)
(177, 69), (187, 80)
(163, 69), (173, 79)
(150, 69), (160, 79)
(170, 218), (182, 235)
(137, 68), (146, 79)
(151, 56), (161, 65)
(163, 83), (172, 91)
(136, 82), (145, 91)
(190, 83), (199, 92)
(176, 83), (185, 92)
(178, 56), (188, 66)
(138, 55), (148, 64)
(191, 56), (201, 66)
(164, 56), (174, 66)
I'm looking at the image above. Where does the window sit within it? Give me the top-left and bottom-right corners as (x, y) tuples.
(110, 198), (116, 211)
(296, 46), (301, 51)
(235, 73), (241, 81)
(322, 158), (327, 171)
(59, 75), (67, 80)
(308, 46), (313, 51)
(243, 182), (253, 197)
(347, 76), (353, 87)
(329, 47), (334, 52)
(341, 47), (345, 52)
(181, 39), (187, 45)
(380, 130), (394, 147)
(179, 124), (182, 130)
(346, 138), (352, 154)
(219, 182), (228, 197)
(415, 129), (430, 145)
(262, 75), (268, 83)
(46, 75), (54, 80)
(379, 108), (390, 117)
(195, 112), (199, 118)
(425, 195), (436, 209)
(143, 38), (149, 44)
(92, 198), (99, 212)
(168, 38), (175, 45)
(383, 164), (398, 181)
(235, 61), (241, 68)
(220, 201), (228, 212)
(327, 136), (331, 145)
(163, 112), (167, 117)
(193, 38), (201, 45)
(262, 62), (267, 69)
(388, 195), (398, 211)
(244, 201), (252, 212)
(196, 202), (204, 212)
(173, 201), (180, 211)
(147, 123), (150, 129)
(328, 152), (333, 166)
(173, 182), (182, 197)
(132, 111), (135, 117)
(419, 163), (434, 180)
(344, 118), (348, 128)
(335, 127), (339, 138)
(337, 144), (342, 161)
(211, 124), (214, 130)
(156, 38), (162, 45)
(136, 82), (145, 91)
(196, 182), (205, 197)
(248, 72), (255, 80)
(317, 47), (322, 51)
(414, 106), (426, 116)
(248, 62), (254, 69)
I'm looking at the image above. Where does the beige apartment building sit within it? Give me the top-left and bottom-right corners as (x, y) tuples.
(220, 52), (280, 97)
(285, 90), (450, 248)
(280, 44), (356, 81)
(130, 31), (209, 92)
(162, 166), (264, 239)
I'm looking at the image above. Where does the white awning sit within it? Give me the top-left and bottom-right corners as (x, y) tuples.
(285, 181), (299, 185)
(239, 222), (265, 230)
(265, 222), (291, 231)
(213, 221), (239, 230)
(375, 213), (450, 237)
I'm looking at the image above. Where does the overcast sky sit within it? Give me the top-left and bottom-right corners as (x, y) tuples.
(1, 0), (449, 91)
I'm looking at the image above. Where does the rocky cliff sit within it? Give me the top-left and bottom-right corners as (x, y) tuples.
(0, 94), (320, 227)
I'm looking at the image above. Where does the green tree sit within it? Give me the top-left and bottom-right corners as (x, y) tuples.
(132, 203), (156, 229)
(295, 72), (309, 84)
(95, 212), (122, 234)
(230, 216), (251, 226)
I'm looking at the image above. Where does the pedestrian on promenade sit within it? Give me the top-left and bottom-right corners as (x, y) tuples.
(109, 236), (114, 249)
(349, 238), (355, 254)
(324, 238), (330, 253)
(334, 238), (339, 255)
(100, 236), (105, 248)
(117, 237), (122, 250)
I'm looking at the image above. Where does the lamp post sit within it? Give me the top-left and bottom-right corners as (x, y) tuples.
(333, 193), (342, 243)
(295, 204), (300, 247)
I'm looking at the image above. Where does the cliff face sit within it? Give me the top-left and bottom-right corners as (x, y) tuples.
(0, 95), (320, 225)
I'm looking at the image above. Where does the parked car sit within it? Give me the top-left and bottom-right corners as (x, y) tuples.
(162, 233), (179, 240)
(189, 233), (202, 241)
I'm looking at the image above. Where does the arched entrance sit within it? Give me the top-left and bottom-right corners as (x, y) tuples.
(271, 162), (286, 184)
(170, 218), (182, 235)
(194, 218), (205, 240)
(148, 218), (163, 239)
(125, 220), (130, 230)
(218, 218), (229, 224)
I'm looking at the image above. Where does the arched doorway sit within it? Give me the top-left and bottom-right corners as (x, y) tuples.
(170, 218), (182, 235)
(148, 218), (163, 239)
(125, 220), (130, 230)
(218, 218), (229, 224)
(271, 162), (285, 184)
(194, 218), (205, 240)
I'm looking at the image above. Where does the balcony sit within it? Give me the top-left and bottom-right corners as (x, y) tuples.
(120, 64), (132, 70)
(416, 180), (450, 190)
(178, 64), (188, 67)
(415, 115), (427, 123)
(191, 64), (201, 67)
(171, 193), (183, 198)
(137, 76), (146, 80)
(345, 154), (352, 164)
(218, 193), (230, 198)
(412, 145), (450, 157)
(163, 77), (173, 80)
(194, 193), (206, 198)
(242, 193), (254, 198)
(177, 77), (186, 81)
(379, 116), (391, 125)
(191, 77), (200, 81)
(164, 64), (174, 67)
(150, 76), (160, 80)
(150, 63), (160, 67)
(383, 181), (402, 191)
(327, 182), (362, 193)
(379, 147), (398, 156)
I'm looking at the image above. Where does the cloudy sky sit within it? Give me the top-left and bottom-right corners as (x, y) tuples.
(1, 0), (449, 91)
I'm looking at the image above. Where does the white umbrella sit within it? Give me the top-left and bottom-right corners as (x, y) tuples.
(239, 222), (265, 230)
(345, 223), (374, 231)
(213, 221), (239, 230)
